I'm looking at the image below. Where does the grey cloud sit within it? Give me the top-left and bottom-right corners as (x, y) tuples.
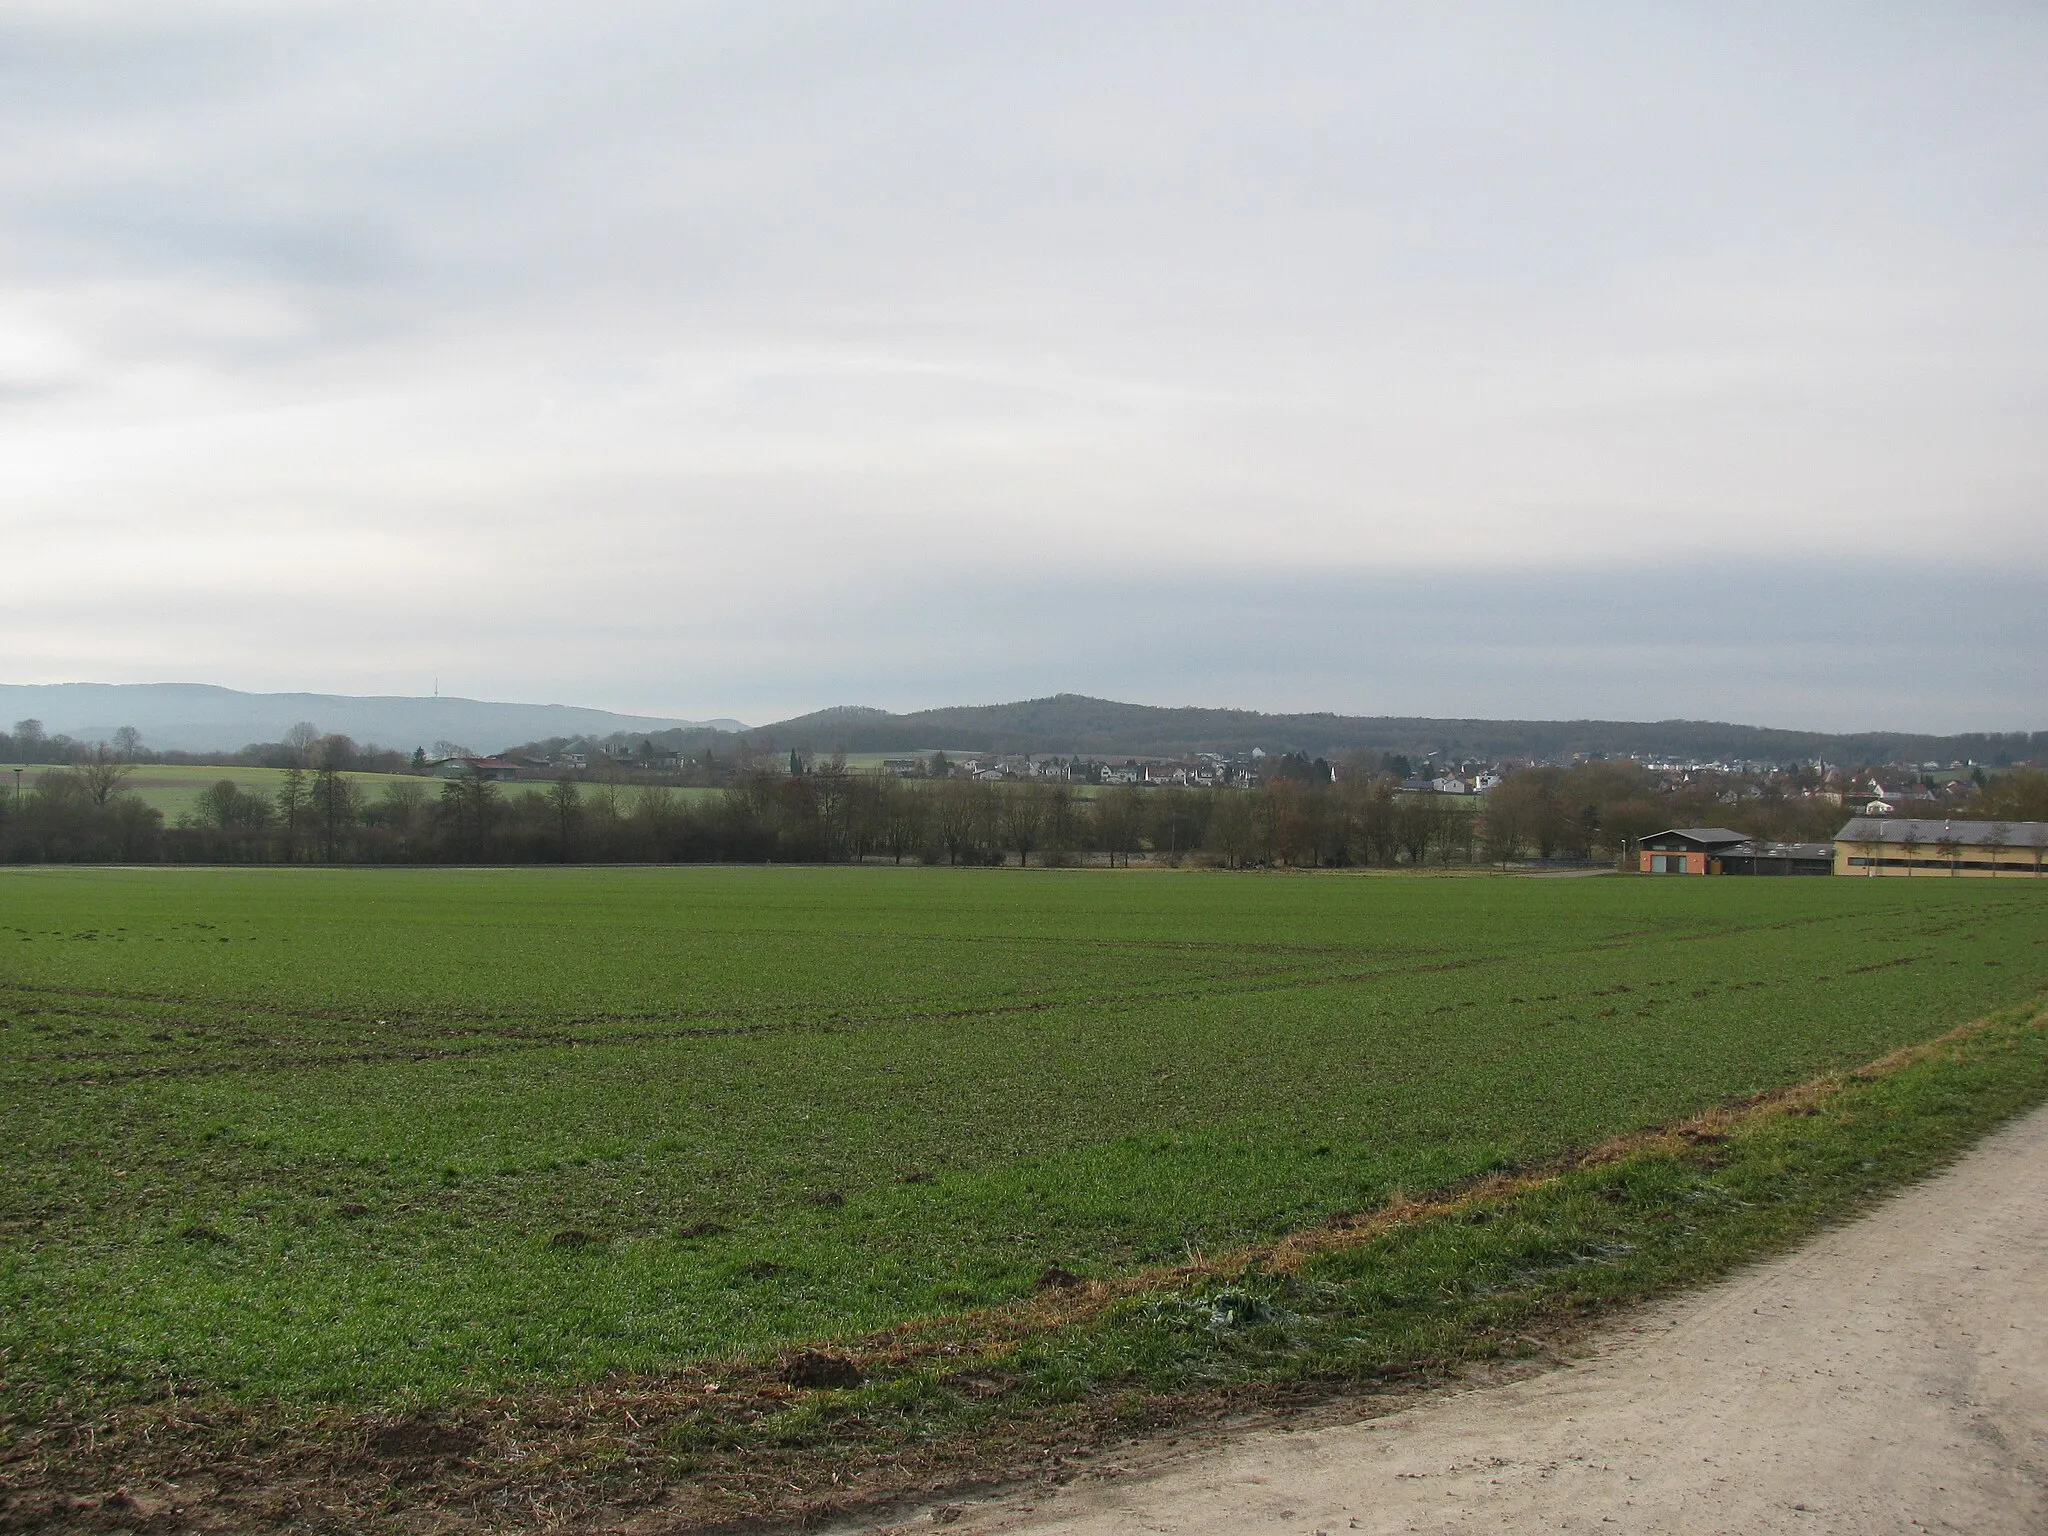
(2, 4), (2044, 727)
(10, 556), (2037, 736)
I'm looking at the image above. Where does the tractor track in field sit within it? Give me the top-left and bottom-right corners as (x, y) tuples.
(4, 953), (1517, 1088)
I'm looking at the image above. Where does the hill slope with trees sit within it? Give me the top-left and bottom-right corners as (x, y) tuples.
(742, 694), (2040, 766)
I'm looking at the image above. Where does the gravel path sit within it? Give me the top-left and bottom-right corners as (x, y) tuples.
(879, 1103), (2048, 1536)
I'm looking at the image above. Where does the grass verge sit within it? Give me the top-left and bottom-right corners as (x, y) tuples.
(5, 992), (2046, 1533)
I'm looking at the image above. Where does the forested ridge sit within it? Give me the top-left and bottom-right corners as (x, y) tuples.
(710, 695), (2044, 767)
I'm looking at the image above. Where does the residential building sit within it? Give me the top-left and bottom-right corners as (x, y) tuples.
(433, 755), (521, 782)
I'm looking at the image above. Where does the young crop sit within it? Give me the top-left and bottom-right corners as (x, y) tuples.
(1, 866), (2043, 1414)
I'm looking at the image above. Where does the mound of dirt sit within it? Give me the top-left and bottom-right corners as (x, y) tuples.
(367, 1422), (480, 1461)
(780, 1350), (863, 1389)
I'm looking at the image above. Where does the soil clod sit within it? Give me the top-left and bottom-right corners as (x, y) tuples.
(780, 1350), (863, 1389)
(944, 1368), (1019, 1400)
(368, 1421), (481, 1460)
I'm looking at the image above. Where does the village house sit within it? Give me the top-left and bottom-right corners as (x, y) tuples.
(432, 755), (521, 782)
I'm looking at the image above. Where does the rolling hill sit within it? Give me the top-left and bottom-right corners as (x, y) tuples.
(741, 694), (2041, 766)
(0, 683), (743, 756)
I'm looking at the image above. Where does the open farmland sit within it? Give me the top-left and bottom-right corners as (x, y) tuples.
(2, 866), (2045, 1421)
(11, 763), (414, 823)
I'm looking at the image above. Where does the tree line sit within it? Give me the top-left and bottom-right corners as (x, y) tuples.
(7, 743), (2044, 869)
(0, 762), (1465, 868)
(0, 717), (414, 773)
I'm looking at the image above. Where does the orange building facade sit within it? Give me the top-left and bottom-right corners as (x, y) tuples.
(1639, 827), (1747, 874)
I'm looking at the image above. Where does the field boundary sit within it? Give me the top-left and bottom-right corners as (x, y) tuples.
(5, 992), (2046, 1534)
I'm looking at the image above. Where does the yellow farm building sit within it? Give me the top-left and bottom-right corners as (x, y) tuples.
(1834, 816), (2048, 877)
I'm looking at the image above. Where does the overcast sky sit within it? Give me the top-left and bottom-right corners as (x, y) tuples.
(3, 3), (2044, 732)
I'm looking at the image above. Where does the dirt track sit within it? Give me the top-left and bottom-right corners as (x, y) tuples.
(871, 1103), (2048, 1536)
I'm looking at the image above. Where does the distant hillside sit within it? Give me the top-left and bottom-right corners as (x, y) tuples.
(9, 684), (2035, 767)
(744, 694), (2042, 766)
(0, 684), (743, 756)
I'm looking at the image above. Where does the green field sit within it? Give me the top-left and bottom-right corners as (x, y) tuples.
(9, 763), (413, 822)
(2, 866), (2044, 1417)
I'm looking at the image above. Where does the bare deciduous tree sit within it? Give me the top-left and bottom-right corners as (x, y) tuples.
(1000, 781), (1046, 867)
(70, 746), (133, 807)
(879, 777), (928, 864)
(438, 765), (504, 856)
(311, 764), (360, 861)
(1204, 789), (1255, 868)
(1092, 786), (1145, 868)
(274, 767), (310, 860)
(193, 779), (273, 830)
(931, 779), (983, 865)
(373, 778), (429, 837)
(547, 777), (583, 861)
(1039, 785), (1078, 865)
(12, 718), (47, 762)
(283, 721), (322, 767)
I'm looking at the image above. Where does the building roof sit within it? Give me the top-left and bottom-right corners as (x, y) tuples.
(1645, 826), (1750, 847)
(1727, 841), (1835, 860)
(1834, 817), (2048, 849)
